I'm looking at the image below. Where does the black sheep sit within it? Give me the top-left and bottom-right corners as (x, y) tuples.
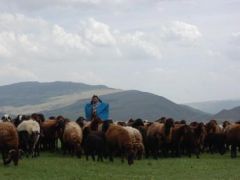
(82, 128), (106, 162)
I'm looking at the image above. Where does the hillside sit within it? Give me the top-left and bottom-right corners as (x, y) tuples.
(186, 99), (240, 114)
(0, 81), (121, 115)
(213, 106), (240, 121)
(43, 90), (210, 121)
(0, 81), (109, 106)
(0, 81), (210, 121)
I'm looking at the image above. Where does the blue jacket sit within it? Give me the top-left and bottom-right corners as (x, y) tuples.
(85, 102), (109, 121)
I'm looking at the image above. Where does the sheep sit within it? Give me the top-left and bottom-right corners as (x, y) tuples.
(225, 123), (240, 158)
(31, 113), (45, 124)
(105, 124), (135, 165)
(146, 118), (174, 158)
(146, 122), (164, 158)
(1, 114), (12, 122)
(17, 119), (40, 158)
(124, 126), (144, 160)
(0, 122), (20, 166)
(40, 117), (65, 151)
(82, 127), (106, 161)
(12, 115), (30, 127)
(63, 121), (83, 158)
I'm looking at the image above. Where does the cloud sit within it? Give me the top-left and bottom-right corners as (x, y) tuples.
(222, 31), (240, 61)
(83, 18), (116, 46)
(65, 71), (104, 85)
(231, 32), (240, 46)
(118, 31), (162, 59)
(0, 13), (162, 62)
(232, 32), (240, 38)
(0, 0), (136, 12)
(0, 43), (10, 57)
(52, 24), (90, 52)
(0, 13), (49, 33)
(0, 64), (38, 85)
(161, 21), (202, 43)
(0, 0), (239, 103)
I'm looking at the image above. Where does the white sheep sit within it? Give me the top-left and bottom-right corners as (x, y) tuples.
(17, 119), (40, 158)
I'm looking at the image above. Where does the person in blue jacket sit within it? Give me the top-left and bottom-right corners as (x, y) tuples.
(85, 95), (110, 132)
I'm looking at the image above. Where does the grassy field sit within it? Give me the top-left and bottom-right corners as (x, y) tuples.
(0, 152), (240, 180)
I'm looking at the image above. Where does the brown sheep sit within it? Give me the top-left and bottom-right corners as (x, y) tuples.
(172, 123), (207, 158)
(0, 122), (20, 166)
(63, 121), (83, 158)
(105, 124), (135, 165)
(205, 120), (224, 153)
(132, 127), (144, 160)
(223, 121), (231, 131)
(40, 116), (65, 151)
(116, 121), (127, 127)
(171, 124), (186, 157)
(155, 117), (166, 123)
(225, 124), (240, 158)
(146, 122), (164, 158)
(146, 118), (174, 158)
(206, 120), (222, 134)
(123, 127), (144, 160)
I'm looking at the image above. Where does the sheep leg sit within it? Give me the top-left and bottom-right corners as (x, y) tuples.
(91, 152), (95, 161)
(2, 151), (7, 165)
(195, 145), (200, 159)
(231, 144), (237, 158)
(107, 145), (114, 162)
(97, 153), (103, 162)
(121, 148), (125, 163)
(62, 143), (66, 155)
(3, 150), (12, 165)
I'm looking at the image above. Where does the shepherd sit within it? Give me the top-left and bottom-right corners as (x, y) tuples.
(85, 95), (109, 132)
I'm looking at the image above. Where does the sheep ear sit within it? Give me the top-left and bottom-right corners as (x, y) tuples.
(8, 149), (16, 156)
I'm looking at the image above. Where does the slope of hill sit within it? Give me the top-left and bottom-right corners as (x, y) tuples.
(43, 90), (210, 121)
(0, 81), (109, 107)
(0, 81), (210, 121)
(213, 106), (240, 121)
(0, 82), (121, 115)
(185, 99), (240, 114)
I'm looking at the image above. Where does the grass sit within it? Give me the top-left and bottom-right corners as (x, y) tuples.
(0, 152), (240, 180)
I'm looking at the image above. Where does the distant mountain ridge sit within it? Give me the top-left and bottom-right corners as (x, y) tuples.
(0, 81), (210, 121)
(185, 99), (240, 114)
(43, 90), (210, 121)
(0, 81), (109, 106)
(213, 106), (240, 121)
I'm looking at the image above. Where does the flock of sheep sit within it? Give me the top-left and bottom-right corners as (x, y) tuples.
(0, 113), (239, 166)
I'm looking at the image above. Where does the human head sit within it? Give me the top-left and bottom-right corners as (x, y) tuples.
(91, 95), (102, 104)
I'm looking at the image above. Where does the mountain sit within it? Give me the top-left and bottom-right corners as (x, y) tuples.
(43, 90), (210, 121)
(0, 81), (109, 106)
(0, 81), (210, 121)
(212, 106), (240, 121)
(185, 99), (240, 114)
(0, 81), (121, 115)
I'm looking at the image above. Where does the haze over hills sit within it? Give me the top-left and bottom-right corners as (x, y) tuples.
(185, 99), (240, 114)
(212, 106), (240, 121)
(0, 81), (211, 121)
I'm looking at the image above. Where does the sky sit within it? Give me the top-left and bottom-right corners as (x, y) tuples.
(0, 0), (240, 103)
